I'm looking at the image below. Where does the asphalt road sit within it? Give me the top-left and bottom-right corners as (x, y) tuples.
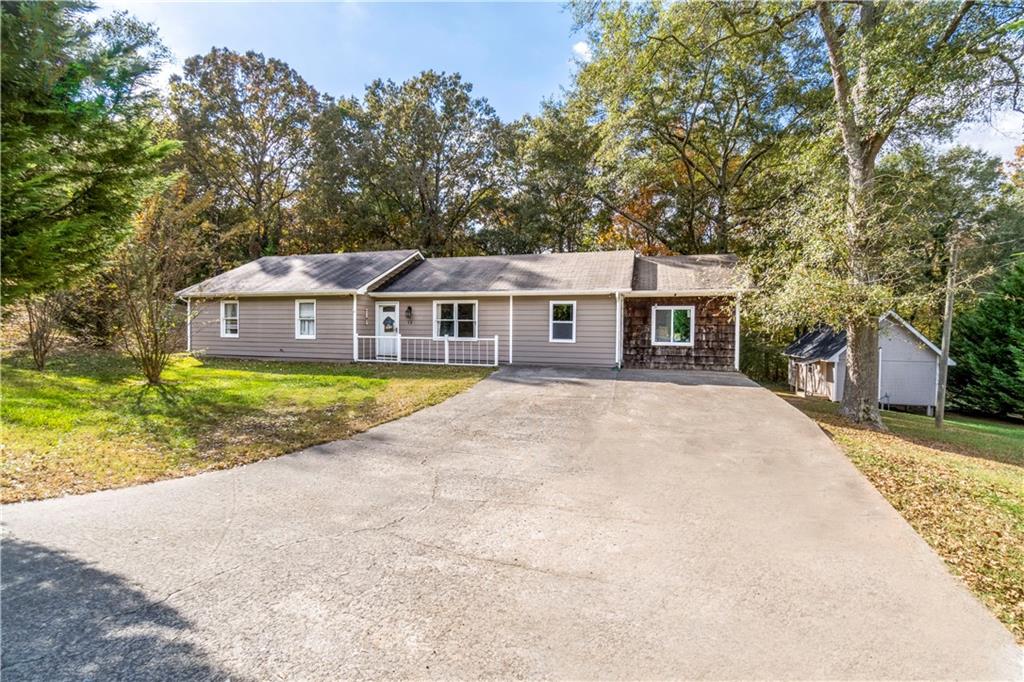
(2, 367), (1019, 679)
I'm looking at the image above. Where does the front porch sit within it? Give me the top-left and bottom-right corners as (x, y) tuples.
(355, 334), (500, 367)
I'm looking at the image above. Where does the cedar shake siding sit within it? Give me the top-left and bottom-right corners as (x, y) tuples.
(512, 295), (617, 367)
(191, 296), (355, 361)
(623, 296), (735, 370)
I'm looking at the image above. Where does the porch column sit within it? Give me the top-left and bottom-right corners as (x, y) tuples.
(508, 295), (514, 365)
(615, 292), (623, 368)
(352, 295), (358, 360)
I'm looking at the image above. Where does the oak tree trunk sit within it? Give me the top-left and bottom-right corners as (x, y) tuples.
(840, 318), (882, 426)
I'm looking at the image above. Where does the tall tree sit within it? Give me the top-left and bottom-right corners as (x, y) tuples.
(479, 102), (601, 254)
(287, 98), (363, 254)
(573, 1), (825, 254)
(875, 145), (1024, 333)
(169, 48), (322, 261)
(810, 1), (1023, 424)
(744, 1), (1024, 425)
(1, 2), (174, 302)
(304, 71), (510, 256)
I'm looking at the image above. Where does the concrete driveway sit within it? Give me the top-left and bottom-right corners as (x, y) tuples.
(2, 367), (1019, 680)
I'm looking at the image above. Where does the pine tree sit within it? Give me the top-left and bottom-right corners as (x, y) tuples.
(1, 2), (174, 302)
(950, 259), (1024, 417)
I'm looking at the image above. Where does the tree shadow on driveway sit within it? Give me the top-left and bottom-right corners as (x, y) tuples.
(1, 538), (236, 681)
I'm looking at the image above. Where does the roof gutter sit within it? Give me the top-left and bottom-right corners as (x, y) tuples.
(622, 289), (746, 298)
(367, 288), (632, 298)
(176, 289), (358, 299)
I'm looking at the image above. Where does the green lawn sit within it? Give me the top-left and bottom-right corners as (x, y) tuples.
(776, 390), (1024, 643)
(2, 352), (490, 503)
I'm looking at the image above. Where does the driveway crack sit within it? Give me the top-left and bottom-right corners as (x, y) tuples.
(383, 531), (608, 585)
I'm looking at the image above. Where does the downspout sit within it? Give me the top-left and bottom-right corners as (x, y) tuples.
(186, 298), (191, 353)
(733, 294), (741, 371)
(508, 295), (514, 365)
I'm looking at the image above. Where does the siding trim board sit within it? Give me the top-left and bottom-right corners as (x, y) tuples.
(508, 295), (514, 364)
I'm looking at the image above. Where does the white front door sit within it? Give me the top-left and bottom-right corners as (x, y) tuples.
(375, 302), (399, 357)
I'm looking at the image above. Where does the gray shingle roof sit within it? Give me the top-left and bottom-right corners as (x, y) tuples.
(377, 250), (636, 293)
(177, 250), (420, 297)
(783, 326), (847, 361)
(632, 254), (742, 293)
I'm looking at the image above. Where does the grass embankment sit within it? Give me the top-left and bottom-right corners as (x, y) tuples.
(779, 391), (1024, 643)
(2, 352), (490, 503)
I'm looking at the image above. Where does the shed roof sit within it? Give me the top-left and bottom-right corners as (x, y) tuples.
(376, 250), (636, 294)
(631, 254), (742, 293)
(177, 250), (420, 297)
(783, 326), (847, 362)
(783, 313), (954, 365)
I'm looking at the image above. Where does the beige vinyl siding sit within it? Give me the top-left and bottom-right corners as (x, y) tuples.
(355, 294), (375, 337)
(879, 317), (939, 407)
(511, 295), (616, 367)
(191, 296), (354, 361)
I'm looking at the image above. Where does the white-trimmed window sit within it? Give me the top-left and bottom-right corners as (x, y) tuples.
(549, 301), (576, 343)
(433, 300), (477, 339)
(295, 299), (316, 339)
(651, 305), (694, 346)
(220, 300), (239, 338)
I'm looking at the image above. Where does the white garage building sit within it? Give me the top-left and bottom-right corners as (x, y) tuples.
(784, 311), (955, 413)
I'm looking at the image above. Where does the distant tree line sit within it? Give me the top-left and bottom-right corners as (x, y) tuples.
(1, 0), (1021, 416)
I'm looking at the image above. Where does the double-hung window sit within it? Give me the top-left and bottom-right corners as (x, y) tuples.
(651, 305), (694, 346)
(295, 299), (316, 339)
(220, 300), (239, 338)
(434, 301), (477, 339)
(549, 301), (576, 343)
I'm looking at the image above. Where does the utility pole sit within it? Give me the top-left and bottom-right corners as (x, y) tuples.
(935, 238), (958, 429)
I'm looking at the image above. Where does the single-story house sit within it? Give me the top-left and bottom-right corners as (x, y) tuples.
(783, 311), (955, 412)
(177, 249), (744, 370)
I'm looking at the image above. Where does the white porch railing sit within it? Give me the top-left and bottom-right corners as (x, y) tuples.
(355, 334), (499, 367)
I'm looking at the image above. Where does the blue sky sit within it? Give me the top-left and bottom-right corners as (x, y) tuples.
(99, 1), (585, 121)
(99, 1), (1020, 160)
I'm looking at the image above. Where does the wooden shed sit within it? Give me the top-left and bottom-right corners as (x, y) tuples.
(783, 312), (955, 414)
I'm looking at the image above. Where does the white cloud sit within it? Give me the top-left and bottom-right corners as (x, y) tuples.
(572, 41), (592, 62)
(952, 110), (1023, 162)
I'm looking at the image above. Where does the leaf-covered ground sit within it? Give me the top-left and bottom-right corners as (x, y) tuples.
(777, 390), (1024, 644)
(2, 352), (490, 503)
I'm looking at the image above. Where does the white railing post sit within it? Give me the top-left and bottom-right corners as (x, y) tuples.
(396, 333), (402, 363)
(493, 335), (499, 366)
(444, 337), (450, 365)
